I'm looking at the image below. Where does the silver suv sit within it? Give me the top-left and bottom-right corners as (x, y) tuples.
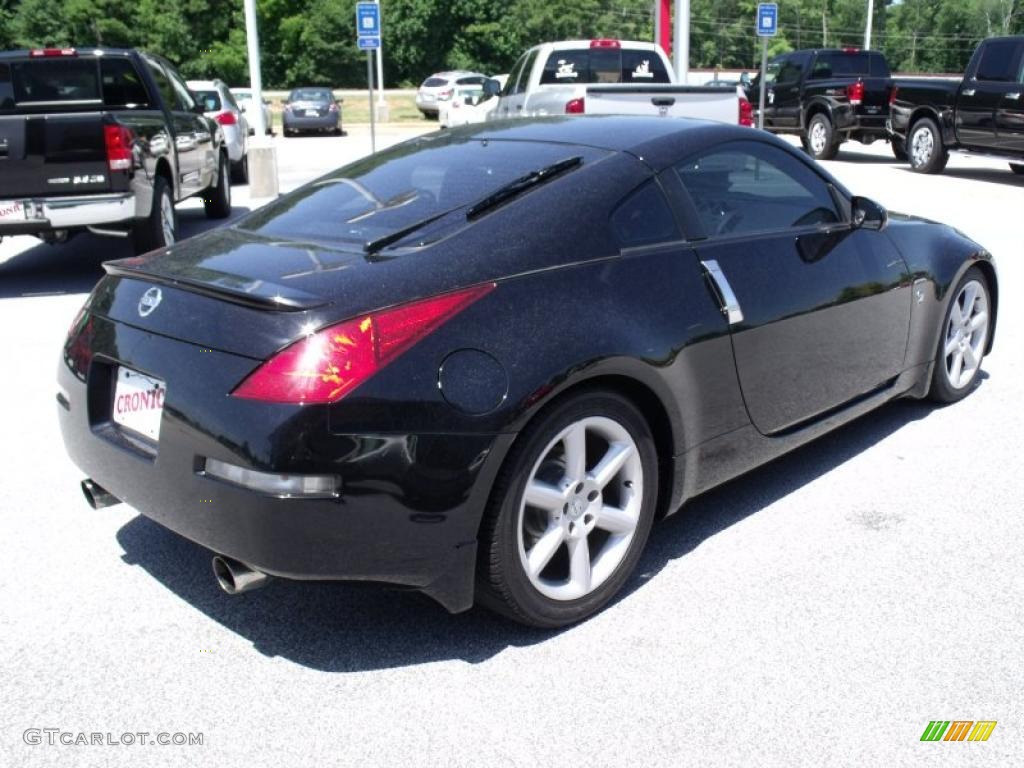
(415, 71), (489, 118)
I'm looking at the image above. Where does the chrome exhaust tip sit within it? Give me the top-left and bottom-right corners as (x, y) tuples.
(212, 555), (269, 595)
(81, 479), (121, 509)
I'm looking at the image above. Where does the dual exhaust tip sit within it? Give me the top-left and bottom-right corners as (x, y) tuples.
(81, 478), (269, 596)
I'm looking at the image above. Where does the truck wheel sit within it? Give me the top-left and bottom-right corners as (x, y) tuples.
(1010, 164), (1024, 175)
(231, 153), (249, 185)
(908, 118), (948, 174)
(891, 139), (908, 162)
(203, 154), (232, 219)
(131, 176), (175, 255)
(805, 114), (839, 161)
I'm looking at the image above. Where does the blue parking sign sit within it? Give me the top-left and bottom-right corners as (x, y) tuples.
(356, 2), (380, 38)
(757, 3), (778, 37)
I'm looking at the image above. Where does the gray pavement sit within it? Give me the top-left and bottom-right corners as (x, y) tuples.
(0, 123), (1021, 767)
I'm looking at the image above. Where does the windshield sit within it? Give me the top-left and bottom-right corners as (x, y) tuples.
(289, 89), (331, 102)
(237, 135), (602, 248)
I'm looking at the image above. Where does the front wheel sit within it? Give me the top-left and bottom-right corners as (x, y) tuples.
(203, 154), (232, 219)
(891, 138), (908, 162)
(231, 153), (249, 185)
(805, 113), (840, 160)
(476, 390), (659, 628)
(131, 175), (175, 255)
(928, 267), (992, 403)
(908, 117), (949, 174)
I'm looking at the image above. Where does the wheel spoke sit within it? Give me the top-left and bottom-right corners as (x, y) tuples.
(949, 350), (964, 385)
(527, 526), (565, 577)
(588, 442), (634, 490)
(949, 303), (963, 326)
(562, 423), (587, 482)
(524, 480), (566, 512)
(595, 504), (638, 535)
(944, 335), (960, 357)
(567, 536), (592, 593)
(962, 344), (979, 371)
(969, 311), (988, 333)
(961, 283), (978, 317)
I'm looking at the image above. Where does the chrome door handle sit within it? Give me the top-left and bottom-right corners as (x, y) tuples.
(962, 88), (976, 97)
(701, 259), (745, 325)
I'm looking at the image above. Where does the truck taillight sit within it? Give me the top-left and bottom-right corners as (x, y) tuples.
(103, 124), (135, 172)
(214, 111), (237, 126)
(590, 39), (621, 49)
(29, 48), (76, 57)
(739, 96), (754, 127)
(232, 284), (495, 404)
(888, 86), (899, 107)
(565, 98), (585, 114)
(847, 80), (865, 106)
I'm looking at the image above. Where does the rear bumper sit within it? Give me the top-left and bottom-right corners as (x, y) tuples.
(0, 192), (136, 235)
(57, 314), (512, 612)
(282, 113), (340, 131)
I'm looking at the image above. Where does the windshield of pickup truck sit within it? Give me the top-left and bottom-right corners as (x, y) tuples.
(539, 49), (671, 85)
(0, 57), (152, 112)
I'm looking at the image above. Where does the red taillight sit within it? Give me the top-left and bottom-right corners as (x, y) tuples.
(739, 96), (754, 127)
(590, 39), (621, 49)
(214, 111), (237, 126)
(232, 284), (495, 404)
(842, 47), (861, 53)
(30, 48), (76, 57)
(565, 97), (585, 114)
(103, 124), (134, 171)
(888, 85), (899, 107)
(328, 102), (339, 112)
(439, 88), (454, 101)
(64, 312), (94, 380)
(847, 80), (865, 106)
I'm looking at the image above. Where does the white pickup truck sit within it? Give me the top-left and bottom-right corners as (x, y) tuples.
(488, 39), (752, 125)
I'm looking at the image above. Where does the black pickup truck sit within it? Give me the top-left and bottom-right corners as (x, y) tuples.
(889, 36), (1024, 175)
(750, 48), (896, 161)
(0, 47), (231, 254)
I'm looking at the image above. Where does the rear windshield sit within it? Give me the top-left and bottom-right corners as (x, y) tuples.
(810, 51), (890, 79)
(237, 137), (601, 247)
(289, 89), (331, 102)
(193, 89), (222, 111)
(0, 57), (152, 112)
(539, 48), (671, 85)
(422, 77), (448, 87)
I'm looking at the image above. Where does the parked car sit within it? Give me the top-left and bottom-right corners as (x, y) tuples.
(439, 75), (509, 128)
(491, 39), (750, 125)
(187, 79), (249, 183)
(0, 47), (231, 254)
(230, 87), (273, 135)
(416, 71), (489, 118)
(889, 36), (1024, 175)
(59, 116), (997, 627)
(748, 48), (896, 160)
(282, 87), (342, 136)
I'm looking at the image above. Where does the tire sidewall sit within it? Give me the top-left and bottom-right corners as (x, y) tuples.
(930, 266), (990, 403)
(483, 391), (659, 627)
(806, 114), (836, 160)
(909, 118), (945, 173)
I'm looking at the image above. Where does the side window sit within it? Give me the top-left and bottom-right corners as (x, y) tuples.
(675, 141), (840, 237)
(0, 64), (13, 111)
(144, 58), (180, 110)
(621, 50), (671, 84)
(540, 49), (588, 85)
(776, 59), (803, 85)
(164, 65), (197, 112)
(809, 55), (833, 80)
(512, 50), (538, 95)
(502, 53), (528, 97)
(100, 58), (151, 108)
(611, 180), (680, 247)
(975, 40), (1022, 82)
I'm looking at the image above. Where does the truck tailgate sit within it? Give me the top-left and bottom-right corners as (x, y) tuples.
(584, 85), (739, 124)
(0, 113), (112, 198)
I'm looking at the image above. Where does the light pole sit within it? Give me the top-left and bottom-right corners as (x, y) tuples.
(865, 0), (874, 50)
(673, 0), (690, 83)
(243, 0), (278, 198)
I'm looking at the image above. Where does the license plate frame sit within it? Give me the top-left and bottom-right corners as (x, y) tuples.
(111, 366), (166, 443)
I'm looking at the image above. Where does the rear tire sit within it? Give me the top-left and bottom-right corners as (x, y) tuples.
(203, 154), (232, 219)
(230, 153), (248, 184)
(476, 390), (659, 628)
(928, 267), (991, 404)
(891, 139), (908, 162)
(1010, 163), (1024, 175)
(131, 175), (175, 255)
(805, 113), (840, 160)
(908, 117), (949, 174)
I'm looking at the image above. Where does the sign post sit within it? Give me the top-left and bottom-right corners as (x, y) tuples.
(356, 2), (381, 153)
(756, 3), (778, 131)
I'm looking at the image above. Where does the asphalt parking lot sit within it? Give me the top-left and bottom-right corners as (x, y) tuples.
(1, 124), (1021, 767)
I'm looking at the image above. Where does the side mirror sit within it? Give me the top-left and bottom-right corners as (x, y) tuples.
(482, 78), (501, 99)
(851, 196), (887, 231)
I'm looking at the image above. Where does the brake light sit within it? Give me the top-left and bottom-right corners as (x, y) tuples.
(439, 88), (454, 101)
(565, 97), (585, 114)
(888, 85), (899, 107)
(214, 111), (237, 126)
(739, 96), (754, 127)
(103, 124), (134, 171)
(232, 284), (495, 404)
(328, 102), (339, 112)
(30, 48), (76, 57)
(842, 47), (861, 53)
(847, 80), (865, 106)
(590, 39), (621, 49)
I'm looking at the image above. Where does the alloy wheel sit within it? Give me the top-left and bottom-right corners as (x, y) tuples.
(911, 127), (934, 167)
(943, 279), (989, 389)
(810, 122), (827, 155)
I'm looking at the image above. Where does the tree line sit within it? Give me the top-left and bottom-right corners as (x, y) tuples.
(1, 1), (1021, 88)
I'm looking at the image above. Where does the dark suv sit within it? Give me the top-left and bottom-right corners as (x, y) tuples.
(749, 48), (896, 160)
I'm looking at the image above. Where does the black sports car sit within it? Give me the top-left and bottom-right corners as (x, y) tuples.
(59, 117), (997, 628)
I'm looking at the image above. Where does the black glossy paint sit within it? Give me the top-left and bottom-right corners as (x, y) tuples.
(58, 116), (997, 613)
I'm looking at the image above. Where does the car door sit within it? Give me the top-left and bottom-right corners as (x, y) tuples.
(165, 63), (216, 190)
(769, 53), (809, 129)
(670, 140), (912, 435)
(995, 41), (1024, 152)
(496, 52), (528, 119)
(143, 57), (204, 197)
(956, 39), (1024, 150)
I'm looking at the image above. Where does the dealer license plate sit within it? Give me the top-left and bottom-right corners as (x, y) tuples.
(0, 200), (26, 223)
(112, 367), (166, 442)
(305, 109), (319, 117)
